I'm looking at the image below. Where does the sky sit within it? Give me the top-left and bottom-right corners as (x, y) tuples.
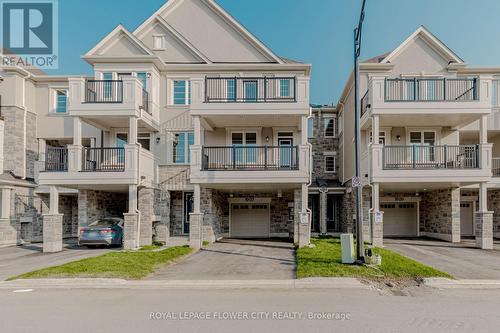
(50, 0), (500, 105)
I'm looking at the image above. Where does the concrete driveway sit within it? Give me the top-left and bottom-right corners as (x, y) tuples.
(150, 239), (296, 280)
(385, 238), (500, 279)
(0, 242), (116, 280)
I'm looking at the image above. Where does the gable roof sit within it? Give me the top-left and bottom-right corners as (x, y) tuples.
(380, 26), (464, 65)
(84, 24), (155, 57)
(134, 0), (284, 64)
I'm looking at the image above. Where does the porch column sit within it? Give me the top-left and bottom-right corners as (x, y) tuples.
(43, 186), (63, 253)
(372, 114), (380, 144)
(450, 188), (461, 243)
(476, 182), (493, 249)
(129, 116), (138, 144)
(123, 184), (139, 250)
(189, 184), (203, 249)
(138, 187), (154, 247)
(193, 116), (202, 145)
(300, 115), (308, 144)
(480, 114), (488, 145)
(297, 183), (311, 248)
(68, 117), (83, 172)
(319, 190), (327, 234)
(370, 183), (384, 247)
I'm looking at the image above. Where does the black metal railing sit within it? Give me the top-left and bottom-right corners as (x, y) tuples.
(141, 88), (150, 114)
(493, 158), (500, 177)
(45, 147), (68, 172)
(85, 80), (123, 103)
(202, 146), (299, 171)
(82, 147), (125, 172)
(361, 90), (369, 116)
(383, 145), (479, 170)
(205, 77), (296, 103)
(385, 78), (478, 102)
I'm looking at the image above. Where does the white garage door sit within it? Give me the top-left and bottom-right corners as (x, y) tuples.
(231, 203), (270, 238)
(382, 203), (418, 237)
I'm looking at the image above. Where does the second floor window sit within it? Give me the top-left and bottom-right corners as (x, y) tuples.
(137, 72), (147, 90)
(173, 132), (194, 164)
(279, 79), (291, 98)
(324, 116), (336, 138)
(173, 80), (191, 105)
(56, 90), (68, 113)
(325, 153), (336, 173)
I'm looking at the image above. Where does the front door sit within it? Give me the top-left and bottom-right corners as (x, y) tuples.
(183, 192), (194, 234)
(278, 137), (293, 168)
(460, 202), (474, 236)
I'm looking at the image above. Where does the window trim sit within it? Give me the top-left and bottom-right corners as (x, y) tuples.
(49, 87), (69, 114)
(323, 116), (337, 138)
(171, 79), (191, 106)
(324, 152), (337, 174)
(172, 131), (194, 165)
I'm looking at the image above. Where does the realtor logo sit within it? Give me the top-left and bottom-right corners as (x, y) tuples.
(1, 0), (58, 68)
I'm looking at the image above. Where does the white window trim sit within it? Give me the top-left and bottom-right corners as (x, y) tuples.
(225, 128), (263, 146)
(323, 115), (337, 138)
(405, 127), (441, 145)
(272, 127), (297, 146)
(170, 79), (191, 106)
(49, 87), (69, 114)
(152, 34), (166, 51)
(171, 131), (194, 165)
(324, 151), (337, 174)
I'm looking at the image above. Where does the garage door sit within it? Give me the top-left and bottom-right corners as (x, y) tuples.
(382, 203), (418, 237)
(231, 203), (270, 238)
(460, 202), (474, 236)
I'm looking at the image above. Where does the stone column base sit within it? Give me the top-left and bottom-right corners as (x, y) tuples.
(154, 222), (169, 245)
(370, 211), (384, 247)
(475, 211), (493, 250)
(123, 213), (139, 250)
(298, 212), (311, 248)
(43, 214), (63, 253)
(189, 213), (204, 249)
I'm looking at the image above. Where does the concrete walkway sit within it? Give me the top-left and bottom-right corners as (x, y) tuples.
(385, 238), (500, 279)
(0, 242), (116, 280)
(150, 239), (296, 280)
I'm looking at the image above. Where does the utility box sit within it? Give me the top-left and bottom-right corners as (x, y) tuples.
(341, 234), (355, 264)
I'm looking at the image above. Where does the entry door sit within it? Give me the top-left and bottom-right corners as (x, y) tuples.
(183, 192), (194, 234)
(243, 80), (258, 102)
(326, 195), (340, 232)
(278, 137), (293, 168)
(460, 202), (474, 236)
(410, 131), (436, 164)
(232, 132), (257, 166)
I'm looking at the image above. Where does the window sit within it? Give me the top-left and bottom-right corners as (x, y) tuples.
(116, 133), (128, 149)
(103, 72), (113, 99)
(55, 90), (67, 113)
(173, 80), (191, 105)
(324, 116), (336, 138)
(307, 117), (314, 138)
(137, 72), (147, 90)
(173, 132), (194, 164)
(279, 79), (291, 98)
(409, 131), (435, 145)
(232, 132), (257, 164)
(138, 133), (150, 151)
(243, 80), (258, 102)
(153, 35), (165, 50)
(324, 152), (336, 173)
(118, 73), (132, 80)
(227, 79), (236, 102)
(369, 131), (386, 145)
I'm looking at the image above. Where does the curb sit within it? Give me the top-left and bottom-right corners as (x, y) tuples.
(0, 277), (371, 290)
(424, 278), (500, 289)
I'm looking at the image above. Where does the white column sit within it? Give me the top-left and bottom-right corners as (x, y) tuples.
(479, 182), (488, 212)
(372, 114), (380, 144)
(0, 187), (12, 219)
(193, 184), (201, 214)
(371, 183), (384, 247)
(128, 184), (137, 213)
(73, 117), (82, 146)
(129, 117), (138, 145)
(372, 183), (380, 211)
(301, 183), (308, 213)
(193, 116), (202, 146)
(49, 186), (59, 215)
(298, 183), (311, 247)
(480, 114), (488, 145)
(476, 182), (493, 249)
(301, 115), (308, 145)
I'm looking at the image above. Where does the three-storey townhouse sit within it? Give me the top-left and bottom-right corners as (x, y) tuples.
(339, 26), (495, 249)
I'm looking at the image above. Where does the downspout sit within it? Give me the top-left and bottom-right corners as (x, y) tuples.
(305, 107), (314, 235)
(136, 142), (142, 249)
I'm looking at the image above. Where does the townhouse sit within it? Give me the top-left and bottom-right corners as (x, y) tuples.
(338, 26), (499, 249)
(0, 0), (312, 252)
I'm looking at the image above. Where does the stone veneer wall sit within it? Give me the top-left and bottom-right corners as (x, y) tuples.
(78, 190), (127, 228)
(487, 190), (500, 237)
(169, 191), (184, 236)
(420, 188), (459, 236)
(2, 107), (26, 177)
(25, 111), (38, 180)
(339, 182), (370, 236)
(201, 188), (227, 242)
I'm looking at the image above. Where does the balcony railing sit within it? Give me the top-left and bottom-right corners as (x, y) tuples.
(82, 147), (125, 172)
(382, 145), (479, 170)
(361, 90), (369, 117)
(45, 147), (68, 172)
(493, 158), (500, 177)
(205, 77), (296, 103)
(141, 88), (150, 114)
(85, 80), (123, 103)
(202, 146), (299, 171)
(385, 78), (478, 102)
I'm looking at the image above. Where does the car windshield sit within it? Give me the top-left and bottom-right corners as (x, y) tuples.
(89, 219), (120, 227)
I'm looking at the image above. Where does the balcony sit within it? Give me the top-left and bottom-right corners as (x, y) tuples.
(81, 147), (125, 172)
(205, 77), (296, 103)
(201, 146), (299, 171)
(493, 158), (500, 177)
(190, 145), (310, 184)
(382, 145), (479, 170)
(384, 78), (478, 102)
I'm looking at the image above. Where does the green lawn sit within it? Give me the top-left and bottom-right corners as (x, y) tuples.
(297, 237), (452, 280)
(9, 246), (193, 281)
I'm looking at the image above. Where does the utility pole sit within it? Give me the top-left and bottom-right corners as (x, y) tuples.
(354, 0), (367, 262)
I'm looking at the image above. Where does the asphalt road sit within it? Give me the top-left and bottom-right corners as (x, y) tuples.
(2, 286), (500, 333)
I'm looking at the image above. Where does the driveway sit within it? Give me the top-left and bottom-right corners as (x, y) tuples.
(385, 238), (500, 279)
(150, 239), (296, 280)
(0, 242), (116, 280)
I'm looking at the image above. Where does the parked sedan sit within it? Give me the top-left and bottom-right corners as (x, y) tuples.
(79, 218), (124, 247)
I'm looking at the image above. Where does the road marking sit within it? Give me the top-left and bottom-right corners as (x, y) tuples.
(13, 289), (33, 293)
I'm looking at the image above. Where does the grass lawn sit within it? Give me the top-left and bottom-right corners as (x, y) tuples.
(297, 237), (452, 280)
(9, 246), (193, 281)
